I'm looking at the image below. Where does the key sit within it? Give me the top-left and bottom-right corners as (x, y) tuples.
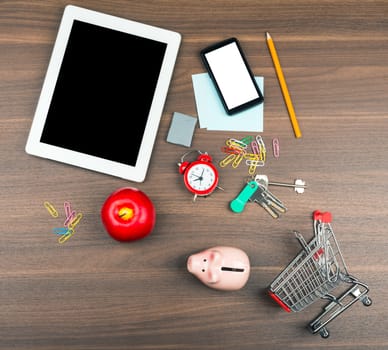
(268, 179), (307, 194)
(252, 175), (287, 213)
(249, 183), (287, 219)
(264, 189), (287, 214)
(249, 185), (278, 218)
(254, 174), (307, 193)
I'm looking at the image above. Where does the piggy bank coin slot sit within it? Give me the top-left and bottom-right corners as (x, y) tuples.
(221, 267), (245, 272)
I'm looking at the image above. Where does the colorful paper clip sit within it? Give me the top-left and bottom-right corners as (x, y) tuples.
(221, 135), (267, 175)
(232, 152), (245, 168)
(272, 138), (280, 159)
(219, 153), (236, 167)
(58, 228), (75, 244)
(68, 212), (83, 230)
(44, 201), (58, 218)
(43, 200), (83, 243)
(256, 135), (266, 162)
(63, 201), (75, 226)
(53, 227), (71, 235)
(221, 146), (241, 155)
(239, 135), (254, 145)
(64, 211), (76, 227)
(226, 138), (248, 151)
(247, 159), (265, 176)
(250, 140), (260, 155)
(64, 201), (71, 216)
(244, 153), (259, 161)
(246, 159), (265, 167)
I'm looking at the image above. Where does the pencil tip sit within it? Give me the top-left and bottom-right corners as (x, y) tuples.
(266, 32), (271, 39)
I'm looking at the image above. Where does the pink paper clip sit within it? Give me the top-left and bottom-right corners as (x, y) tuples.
(64, 211), (76, 227)
(63, 201), (76, 226)
(272, 138), (280, 159)
(64, 201), (72, 217)
(250, 140), (260, 155)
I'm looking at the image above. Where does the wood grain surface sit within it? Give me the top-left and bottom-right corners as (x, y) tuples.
(0, 1), (387, 349)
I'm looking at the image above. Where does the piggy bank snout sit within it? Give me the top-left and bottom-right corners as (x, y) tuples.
(187, 255), (195, 273)
(187, 255), (205, 274)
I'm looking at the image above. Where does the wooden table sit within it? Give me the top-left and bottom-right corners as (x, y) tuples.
(1, 1), (387, 349)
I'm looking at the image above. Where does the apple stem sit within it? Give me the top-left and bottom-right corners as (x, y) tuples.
(118, 207), (134, 221)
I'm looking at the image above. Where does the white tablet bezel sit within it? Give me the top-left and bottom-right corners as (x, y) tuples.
(25, 5), (181, 182)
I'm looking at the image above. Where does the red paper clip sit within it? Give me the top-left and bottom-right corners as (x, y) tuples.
(221, 146), (241, 155)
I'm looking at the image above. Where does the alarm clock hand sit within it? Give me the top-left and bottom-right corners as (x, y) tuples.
(192, 174), (203, 181)
(191, 170), (204, 181)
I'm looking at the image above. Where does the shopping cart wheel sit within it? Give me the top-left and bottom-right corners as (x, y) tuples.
(319, 327), (330, 339)
(310, 322), (330, 339)
(362, 295), (372, 307)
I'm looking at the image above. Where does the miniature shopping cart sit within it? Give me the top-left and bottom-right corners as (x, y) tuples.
(268, 210), (372, 338)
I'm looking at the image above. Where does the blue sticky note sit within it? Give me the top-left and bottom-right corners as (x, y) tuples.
(192, 73), (264, 132)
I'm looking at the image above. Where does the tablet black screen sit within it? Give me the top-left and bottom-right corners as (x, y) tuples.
(40, 20), (167, 166)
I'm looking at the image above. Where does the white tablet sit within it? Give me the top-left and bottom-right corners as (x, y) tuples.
(25, 5), (181, 182)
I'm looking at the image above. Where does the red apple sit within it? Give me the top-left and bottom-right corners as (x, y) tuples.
(101, 187), (156, 242)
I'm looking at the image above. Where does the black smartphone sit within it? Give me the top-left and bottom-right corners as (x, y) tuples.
(200, 37), (264, 115)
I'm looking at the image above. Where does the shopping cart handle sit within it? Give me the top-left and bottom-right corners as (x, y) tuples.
(230, 180), (258, 213)
(313, 210), (332, 223)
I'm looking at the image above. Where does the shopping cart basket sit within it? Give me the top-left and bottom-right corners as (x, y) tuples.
(268, 210), (372, 338)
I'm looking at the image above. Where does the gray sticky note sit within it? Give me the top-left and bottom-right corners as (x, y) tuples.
(167, 112), (197, 147)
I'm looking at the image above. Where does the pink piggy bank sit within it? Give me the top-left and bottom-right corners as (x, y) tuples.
(187, 246), (250, 291)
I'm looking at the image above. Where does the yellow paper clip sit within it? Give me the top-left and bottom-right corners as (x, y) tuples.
(248, 163), (257, 176)
(44, 201), (58, 218)
(68, 212), (83, 230)
(232, 152), (245, 168)
(58, 228), (75, 244)
(244, 153), (259, 161)
(246, 159), (265, 176)
(257, 135), (265, 146)
(219, 153), (236, 167)
(256, 135), (266, 162)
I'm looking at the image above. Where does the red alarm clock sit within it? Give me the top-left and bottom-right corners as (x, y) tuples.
(178, 150), (220, 201)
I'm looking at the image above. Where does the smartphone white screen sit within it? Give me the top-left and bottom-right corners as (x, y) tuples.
(204, 41), (260, 110)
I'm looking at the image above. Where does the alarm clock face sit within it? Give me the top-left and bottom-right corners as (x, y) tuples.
(185, 162), (218, 195)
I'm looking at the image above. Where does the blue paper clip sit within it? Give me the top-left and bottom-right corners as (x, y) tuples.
(53, 227), (70, 235)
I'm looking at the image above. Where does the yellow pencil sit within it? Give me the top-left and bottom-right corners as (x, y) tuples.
(266, 32), (302, 138)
